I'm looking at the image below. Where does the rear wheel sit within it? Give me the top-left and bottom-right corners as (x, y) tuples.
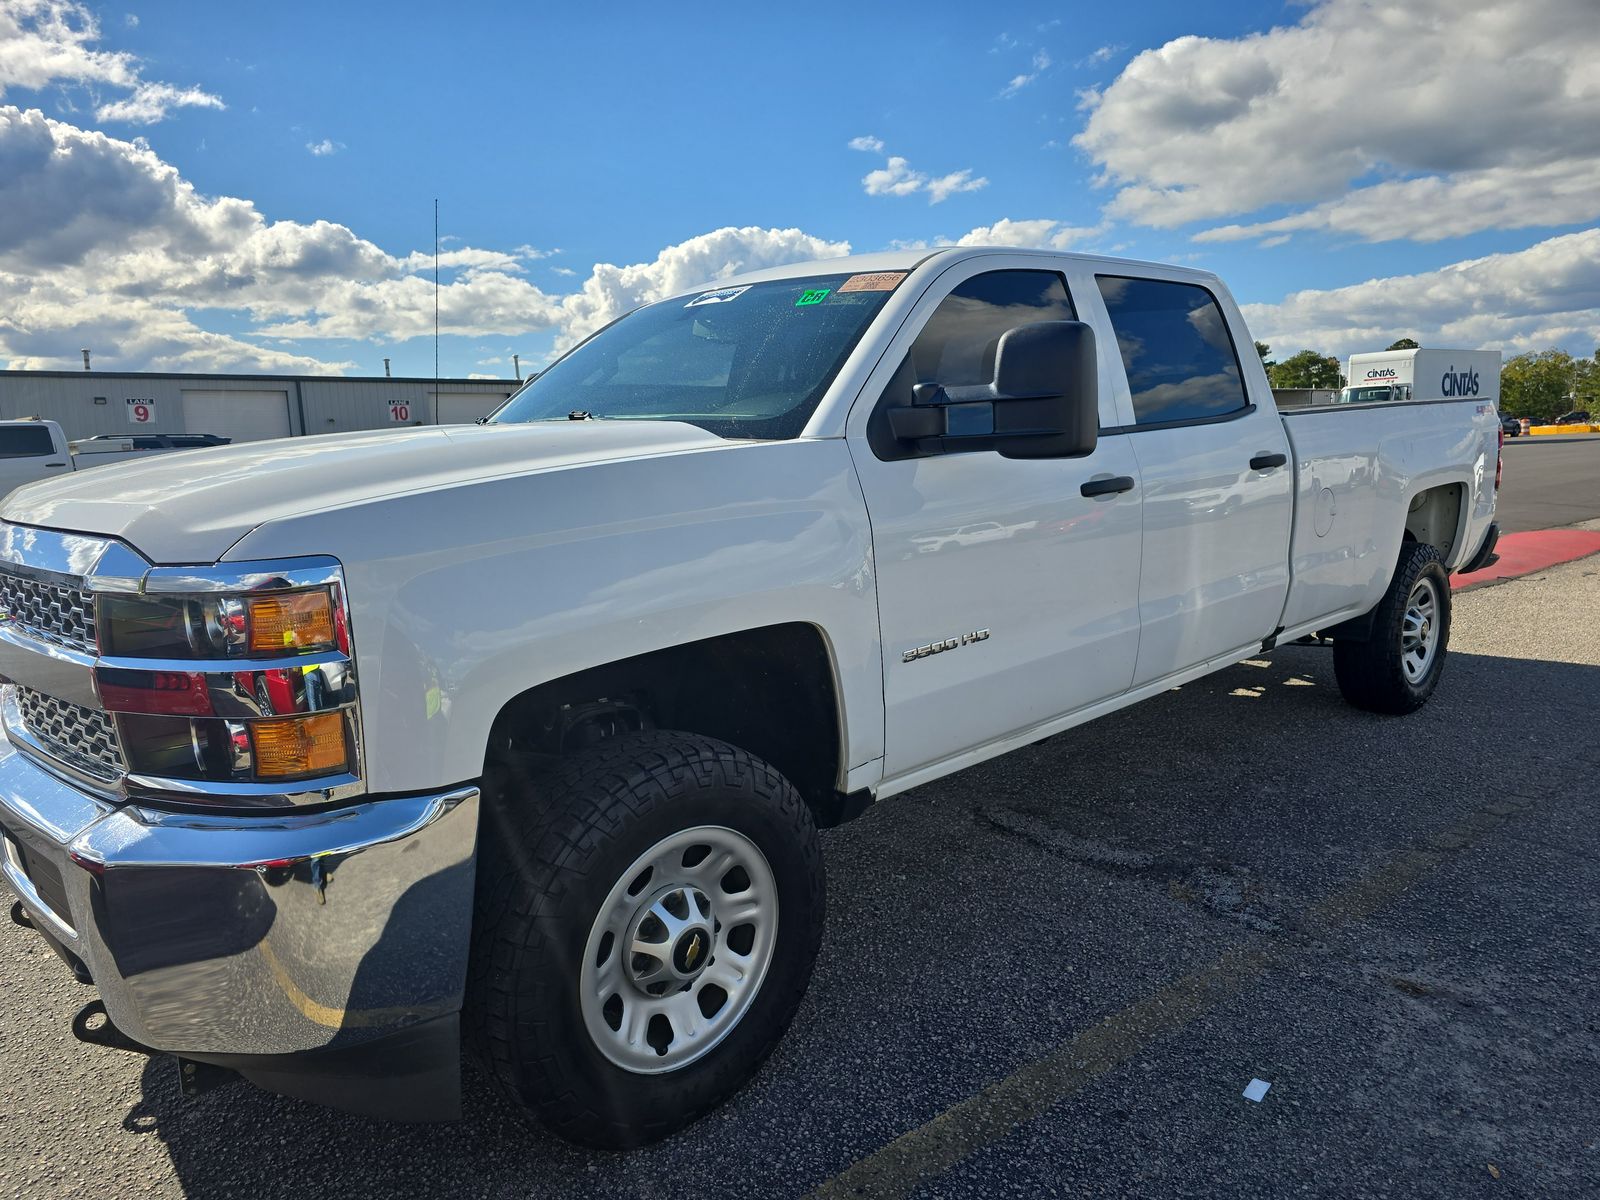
(468, 731), (825, 1148)
(1333, 541), (1451, 714)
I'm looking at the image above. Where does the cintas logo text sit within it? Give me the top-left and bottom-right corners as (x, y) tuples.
(1440, 365), (1480, 397)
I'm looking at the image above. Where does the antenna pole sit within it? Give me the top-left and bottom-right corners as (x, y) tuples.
(433, 199), (440, 399)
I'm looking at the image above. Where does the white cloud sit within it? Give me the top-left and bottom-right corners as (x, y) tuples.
(860, 150), (988, 205)
(1080, 44), (1120, 67)
(0, 106), (850, 370)
(863, 155), (925, 198)
(1243, 228), (1600, 361)
(0, 1), (221, 124)
(305, 137), (342, 156)
(925, 169), (988, 204)
(97, 80), (222, 123)
(847, 134), (884, 153)
(1000, 48), (1051, 97)
(1075, 0), (1600, 243)
(123, 13), (137, 27)
(893, 217), (1108, 252)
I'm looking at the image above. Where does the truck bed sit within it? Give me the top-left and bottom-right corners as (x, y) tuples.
(1277, 398), (1500, 634)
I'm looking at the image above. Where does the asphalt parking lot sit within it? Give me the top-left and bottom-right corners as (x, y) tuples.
(3, 539), (1598, 1199)
(1497, 432), (1600, 532)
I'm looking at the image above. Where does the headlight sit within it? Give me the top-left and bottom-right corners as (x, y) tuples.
(98, 586), (345, 659)
(91, 573), (359, 801)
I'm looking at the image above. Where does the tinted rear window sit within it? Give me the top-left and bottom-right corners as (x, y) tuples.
(1096, 276), (1249, 426)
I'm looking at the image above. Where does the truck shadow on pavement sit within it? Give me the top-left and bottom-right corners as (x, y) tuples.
(115, 644), (1600, 1200)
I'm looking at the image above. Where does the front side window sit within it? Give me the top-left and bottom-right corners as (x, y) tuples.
(491, 273), (903, 440)
(888, 269), (1077, 402)
(0, 426), (55, 457)
(1096, 276), (1249, 426)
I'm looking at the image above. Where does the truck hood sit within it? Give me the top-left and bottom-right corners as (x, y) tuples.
(1, 421), (727, 564)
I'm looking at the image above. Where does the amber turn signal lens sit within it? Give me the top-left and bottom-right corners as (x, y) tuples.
(247, 590), (336, 654)
(251, 713), (348, 778)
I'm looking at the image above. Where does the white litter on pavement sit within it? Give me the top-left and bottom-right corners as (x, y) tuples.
(1243, 1078), (1272, 1102)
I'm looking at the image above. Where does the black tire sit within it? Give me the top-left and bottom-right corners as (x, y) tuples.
(1333, 541), (1451, 714)
(467, 731), (825, 1149)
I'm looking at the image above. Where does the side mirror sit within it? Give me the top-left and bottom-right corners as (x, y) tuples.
(886, 321), (1099, 459)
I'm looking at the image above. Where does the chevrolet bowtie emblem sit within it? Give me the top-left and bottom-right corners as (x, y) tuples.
(685, 932), (703, 969)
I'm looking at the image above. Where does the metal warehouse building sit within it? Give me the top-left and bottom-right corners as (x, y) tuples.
(0, 371), (521, 444)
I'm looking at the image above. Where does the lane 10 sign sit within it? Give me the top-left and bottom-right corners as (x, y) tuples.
(387, 399), (412, 423)
(126, 397), (156, 424)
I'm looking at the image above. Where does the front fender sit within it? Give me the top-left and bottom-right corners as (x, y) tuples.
(225, 439), (883, 793)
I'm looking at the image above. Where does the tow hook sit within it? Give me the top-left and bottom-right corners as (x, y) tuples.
(9, 899), (32, 930)
(70, 999), (239, 1098)
(175, 1058), (237, 1098)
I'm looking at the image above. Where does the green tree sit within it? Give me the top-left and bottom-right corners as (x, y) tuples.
(1269, 349), (1344, 389)
(1500, 350), (1595, 421)
(1387, 338), (1419, 351)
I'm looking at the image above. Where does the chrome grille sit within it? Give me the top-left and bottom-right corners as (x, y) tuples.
(0, 572), (96, 653)
(15, 687), (124, 782)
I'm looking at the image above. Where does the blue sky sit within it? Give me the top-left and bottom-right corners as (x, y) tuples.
(2, 0), (1597, 377)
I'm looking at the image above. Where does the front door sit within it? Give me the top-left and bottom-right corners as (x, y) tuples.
(847, 264), (1144, 782)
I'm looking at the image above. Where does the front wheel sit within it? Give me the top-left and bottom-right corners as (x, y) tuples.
(1333, 541), (1451, 714)
(468, 731), (825, 1149)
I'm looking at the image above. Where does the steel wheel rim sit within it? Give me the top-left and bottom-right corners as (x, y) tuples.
(579, 825), (778, 1074)
(1400, 577), (1440, 683)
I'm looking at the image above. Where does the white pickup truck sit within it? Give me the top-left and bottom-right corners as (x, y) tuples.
(0, 249), (1500, 1147)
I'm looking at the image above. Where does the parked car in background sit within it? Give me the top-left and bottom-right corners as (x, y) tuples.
(0, 420), (233, 498)
(1555, 410), (1592, 425)
(1500, 415), (1521, 437)
(74, 432), (231, 450)
(0, 419), (72, 497)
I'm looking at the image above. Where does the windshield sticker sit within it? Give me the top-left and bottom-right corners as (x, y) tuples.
(838, 271), (908, 294)
(795, 288), (831, 307)
(685, 285), (751, 308)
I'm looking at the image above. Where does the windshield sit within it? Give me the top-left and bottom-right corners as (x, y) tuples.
(490, 272), (904, 439)
(1342, 385), (1395, 403)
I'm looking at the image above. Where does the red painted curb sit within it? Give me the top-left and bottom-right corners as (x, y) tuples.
(1453, 529), (1600, 590)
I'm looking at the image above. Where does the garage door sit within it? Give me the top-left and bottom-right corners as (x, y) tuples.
(434, 392), (509, 425)
(182, 390), (292, 443)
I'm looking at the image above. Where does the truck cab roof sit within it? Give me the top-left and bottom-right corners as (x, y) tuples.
(683, 246), (1226, 297)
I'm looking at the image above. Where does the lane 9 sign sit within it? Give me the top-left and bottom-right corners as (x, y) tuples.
(125, 397), (156, 424)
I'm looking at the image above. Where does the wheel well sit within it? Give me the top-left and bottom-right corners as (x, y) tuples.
(486, 623), (854, 825)
(1404, 483), (1465, 563)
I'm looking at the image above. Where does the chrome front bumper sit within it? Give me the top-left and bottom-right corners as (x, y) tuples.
(0, 732), (478, 1061)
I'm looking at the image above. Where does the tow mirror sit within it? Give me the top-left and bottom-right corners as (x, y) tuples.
(886, 321), (1099, 459)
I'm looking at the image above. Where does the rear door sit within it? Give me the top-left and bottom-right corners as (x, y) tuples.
(847, 258), (1145, 781)
(1088, 274), (1294, 685)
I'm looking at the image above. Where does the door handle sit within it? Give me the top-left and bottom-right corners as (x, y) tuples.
(1249, 452), (1288, 470)
(1081, 475), (1136, 498)
(44, 462), (67, 469)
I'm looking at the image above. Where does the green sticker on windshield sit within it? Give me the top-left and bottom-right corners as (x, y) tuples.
(795, 288), (831, 307)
